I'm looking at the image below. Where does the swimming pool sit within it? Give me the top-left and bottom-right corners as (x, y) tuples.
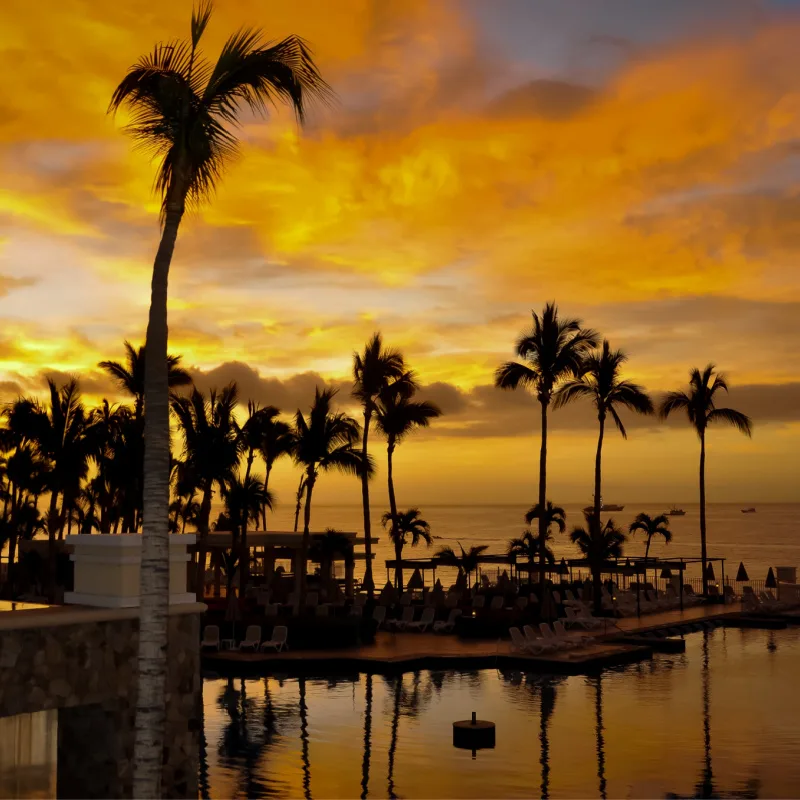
(200, 628), (800, 798)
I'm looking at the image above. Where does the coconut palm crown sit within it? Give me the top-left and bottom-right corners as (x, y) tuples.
(628, 512), (672, 562)
(381, 508), (434, 589)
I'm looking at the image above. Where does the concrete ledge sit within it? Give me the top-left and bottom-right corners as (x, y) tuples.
(0, 602), (206, 632)
(64, 591), (197, 608)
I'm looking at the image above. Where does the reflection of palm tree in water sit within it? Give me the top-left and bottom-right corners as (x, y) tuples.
(198, 680), (210, 800)
(540, 681), (556, 799)
(387, 676), (402, 799)
(299, 677), (311, 800)
(698, 631), (713, 799)
(361, 673), (373, 799)
(594, 675), (607, 800)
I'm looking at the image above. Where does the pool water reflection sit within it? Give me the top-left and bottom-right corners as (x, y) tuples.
(201, 628), (800, 798)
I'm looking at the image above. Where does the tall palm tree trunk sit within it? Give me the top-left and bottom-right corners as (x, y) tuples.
(360, 407), (375, 595)
(299, 472), (316, 605)
(133, 199), (184, 799)
(387, 440), (403, 589)
(394, 542), (404, 592)
(293, 474), (304, 532)
(537, 400), (549, 586)
(699, 432), (708, 596)
(194, 482), (214, 602)
(592, 414), (606, 612)
(262, 464), (273, 531)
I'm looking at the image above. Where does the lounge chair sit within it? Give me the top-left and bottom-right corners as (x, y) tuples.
(515, 596), (529, 610)
(554, 620), (591, 645)
(260, 625), (288, 653)
(200, 625), (220, 651)
(522, 624), (557, 654)
(349, 604), (364, 618)
(407, 607), (436, 632)
(433, 609), (462, 634)
(563, 606), (603, 631)
(305, 592), (319, 608)
(263, 603), (280, 617)
(400, 591), (413, 606)
(489, 596), (504, 611)
(472, 595), (486, 609)
(239, 625), (262, 651)
(388, 606), (415, 631)
(444, 592), (461, 609)
(539, 622), (575, 649)
(683, 585), (703, 606)
(510, 626), (552, 655)
(372, 606), (387, 629)
(723, 585), (737, 604)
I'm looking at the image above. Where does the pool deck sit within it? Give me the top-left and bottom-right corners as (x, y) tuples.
(202, 604), (758, 677)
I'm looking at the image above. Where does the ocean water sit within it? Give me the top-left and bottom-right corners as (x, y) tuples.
(256, 502), (800, 587)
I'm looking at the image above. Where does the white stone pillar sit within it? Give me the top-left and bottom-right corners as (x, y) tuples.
(64, 534), (197, 608)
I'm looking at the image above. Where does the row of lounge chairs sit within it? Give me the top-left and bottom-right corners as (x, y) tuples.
(200, 624), (289, 653)
(509, 622), (592, 655)
(376, 606), (462, 633)
(743, 588), (796, 612)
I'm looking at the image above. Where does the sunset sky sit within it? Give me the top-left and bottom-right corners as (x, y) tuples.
(1, 0), (799, 506)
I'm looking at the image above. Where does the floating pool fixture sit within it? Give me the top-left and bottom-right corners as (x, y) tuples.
(453, 711), (495, 758)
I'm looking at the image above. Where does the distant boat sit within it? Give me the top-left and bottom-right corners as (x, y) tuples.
(668, 506), (686, 516)
(583, 496), (624, 513)
(741, 507), (756, 514)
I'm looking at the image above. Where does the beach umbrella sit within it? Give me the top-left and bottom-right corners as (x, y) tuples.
(735, 562), (749, 582)
(558, 558), (569, 576)
(362, 570), (375, 595)
(660, 567), (672, 579)
(407, 568), (424, 590)
(379, 581), (397, 605)
(704, 563), (715, 581)
(765, 567), (777, 589)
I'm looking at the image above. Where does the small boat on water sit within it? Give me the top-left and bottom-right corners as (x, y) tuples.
(741, 507), (756, 514)
(583, 496), (624, 513)
(668, 506), (686, 516)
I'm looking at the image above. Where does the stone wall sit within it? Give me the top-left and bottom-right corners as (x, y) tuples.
(0, 608), (201, 798)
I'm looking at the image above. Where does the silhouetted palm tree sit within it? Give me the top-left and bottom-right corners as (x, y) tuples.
(495, 303), (597, 582)
(659, 365), (752, 595)
(555, 340), (653, 531)
(381, 508), (433, 590)
(570, 511), (627, 611)
(629, 512), (672, 562)
(292, 388), (366, 601)
(255, 411), (294, 530)
(99, 341), (191, 422)
(508, 529), (555, 586)
(353, 334), (406, 594)
(376, 373), (440, 552)
(292, 474), (306, 533)
(522, 501), (566, 584)
(435, 543), (489, 590)
(222, 473), (272, 596)
(86, 400), (132, 532)
(109, 3), (330, 789)
(171, 384), (242, 599)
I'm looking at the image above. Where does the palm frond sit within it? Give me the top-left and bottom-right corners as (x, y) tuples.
(707, 407), (753, 437)
(494, 361), (538, 391)
(659, 391), (691, 420)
